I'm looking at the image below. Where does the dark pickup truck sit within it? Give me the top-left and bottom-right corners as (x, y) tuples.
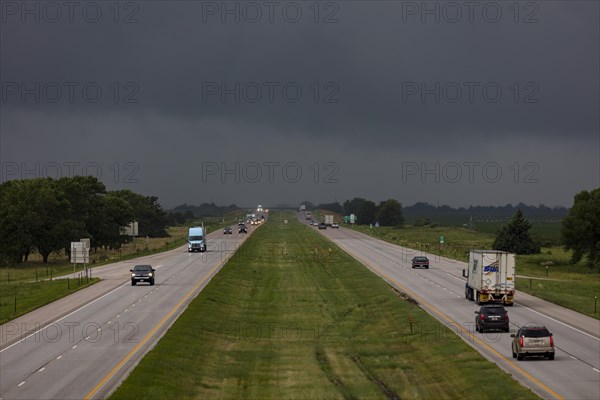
(411, 256), (429, 269)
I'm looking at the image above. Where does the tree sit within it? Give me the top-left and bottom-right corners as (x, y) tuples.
(492, 209), (540, 254)
(561, 188), (600, 268)
(343, 197), (367, 215)
(357, 200), (377, 225)
(111, 190), (169, 237)
(375, 199), (404, 227)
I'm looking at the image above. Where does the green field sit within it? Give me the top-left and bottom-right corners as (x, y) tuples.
(339, 217), (599, 319)
(110, 212), (537, 399)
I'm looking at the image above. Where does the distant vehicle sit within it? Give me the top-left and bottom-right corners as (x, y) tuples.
(257, 205), (263, 212)
(223, 226), (232, 234)
(239, 224), (248, 233)
(130, 265), (155, 286)
(331, 223), (339, 229)
(188, 226), (206, 252)
(318, 222), (326, 230)
(474, 305), (509, 333)
(511, 326), (555, 360)
(305, 211), (312, 220)
(325, 215), (334, 227)
(463, 250), (515, 305)
(312, 221), (319, 226)
(411, 256), (429, 269)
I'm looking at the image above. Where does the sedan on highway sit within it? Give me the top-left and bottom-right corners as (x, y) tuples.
(511, 326), (555, 360)
(130, 264), (155, 286)
(223, 226), (233, 234)
(318, 223), (327, 230)
(238, 224), (248, 233)
(332, 223), (339, 229)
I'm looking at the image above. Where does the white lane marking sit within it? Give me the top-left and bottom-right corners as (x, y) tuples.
(116, 315), (120, 318)
(72, 345), (77, 349)
(518, 304), (600, 341)
(570, 356), (577, 360)
(593, 368), (599, 373)
(38, 367), (45, 372)
(107, 321), (111, 324)
(1, 281), (130, 353)
(18, 381), (25, 387)
(56, 356), (62, 360)
(85, 337), (90, 340)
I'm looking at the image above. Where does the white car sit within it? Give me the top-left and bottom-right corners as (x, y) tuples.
(332, 223), (339, 229)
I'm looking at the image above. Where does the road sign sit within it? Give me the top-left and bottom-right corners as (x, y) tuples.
(70, 242), (89, 264)
(439, 235), (445, 244)
(344, 216), (350, 223)
(350, 214), (356, 224)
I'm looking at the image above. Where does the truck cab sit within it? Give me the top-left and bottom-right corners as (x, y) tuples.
(188, 226), (206, 252)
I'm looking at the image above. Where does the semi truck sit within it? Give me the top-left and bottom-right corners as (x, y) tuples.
(188, 226), (206, 252)
(463, 250), (515, 306)
(325, 215), (334, 227)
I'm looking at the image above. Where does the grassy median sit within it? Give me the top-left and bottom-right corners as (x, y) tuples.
(110, 211), (536, 399)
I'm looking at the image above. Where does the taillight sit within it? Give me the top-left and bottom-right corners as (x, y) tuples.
(479, 314), (485, 321)
(519, 337), (524, 347)
(549, 336), (554, 347)
(504, 312), (509, 322)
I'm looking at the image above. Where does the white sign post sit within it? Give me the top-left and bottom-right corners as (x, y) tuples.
(71, 241), (90, 274)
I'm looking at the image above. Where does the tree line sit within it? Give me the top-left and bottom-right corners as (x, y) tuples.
(0, 176), (169, 264)
(301, 188), (599, 267)
(300, 198), (405, 227)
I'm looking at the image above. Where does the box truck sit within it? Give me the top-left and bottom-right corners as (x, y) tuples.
(463, 250), (515, 306)
(325, 215), (334, 227)
(188, 226), (206, 252)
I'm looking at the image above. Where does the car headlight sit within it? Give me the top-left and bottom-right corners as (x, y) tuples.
(149, 273), (153, 277)
(131, 273), (136, 277)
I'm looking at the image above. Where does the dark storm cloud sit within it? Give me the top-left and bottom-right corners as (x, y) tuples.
(1, 1), (598, 207)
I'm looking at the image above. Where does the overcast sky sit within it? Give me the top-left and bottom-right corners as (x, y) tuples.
(1, 0), (598, 209)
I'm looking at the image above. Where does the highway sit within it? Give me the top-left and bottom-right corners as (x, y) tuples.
(310, 217), (599, 400)
(0, 226), (254, 400)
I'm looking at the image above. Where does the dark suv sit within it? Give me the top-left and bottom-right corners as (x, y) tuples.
(474, 305), (509, 333)
(238, 224), (247, 233)
(130, 265), (155, 286)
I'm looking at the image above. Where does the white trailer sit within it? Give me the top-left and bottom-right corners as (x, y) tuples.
(463, 250), (515, 306)
(325, 215), (334, 227)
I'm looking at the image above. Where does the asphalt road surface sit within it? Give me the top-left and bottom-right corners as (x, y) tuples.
(0, 226), (255, 400)
(311, 218), (599, 400)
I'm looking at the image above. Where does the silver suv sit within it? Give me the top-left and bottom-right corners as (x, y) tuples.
(511, 326), (555, 360)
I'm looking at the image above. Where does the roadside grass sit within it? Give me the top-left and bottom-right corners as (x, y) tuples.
(0, 277), (99, 324)
(109, 212), (537, 400)
(344, 222), (599, 319)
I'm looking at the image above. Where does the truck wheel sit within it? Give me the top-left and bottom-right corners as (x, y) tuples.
(475, 291), (481, 304)
(548, 353), (554, 360)
(150, 279), (155, 286)
(131, 280), (136, 286)
(517, 353), (524, 361)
